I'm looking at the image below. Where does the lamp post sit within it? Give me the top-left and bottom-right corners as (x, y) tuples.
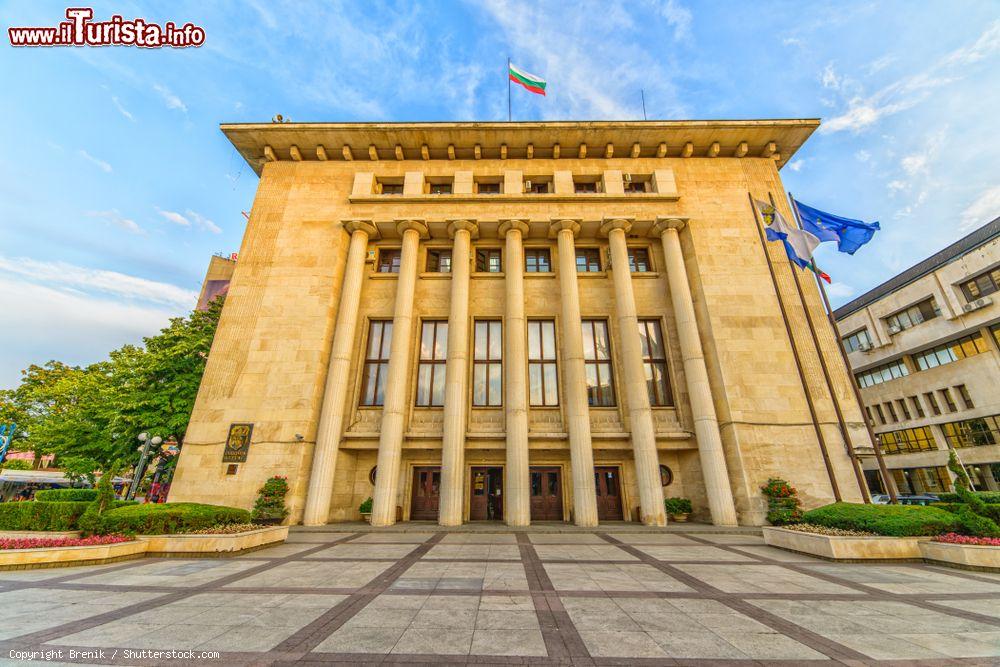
(127, 432), (162, 501)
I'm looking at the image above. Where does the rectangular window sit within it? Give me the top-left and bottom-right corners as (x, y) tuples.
(524, 179), (551, 194)
(378, 249), (401, 274)
(992, 324), (1000, 348)
(524, 249), (552, 273)
(639, 319), (672, 406)
(475, 248), (502, 273)
(573, 179), (599, 193)
(582, 320), (615, 406)
(426, 249), (452, 273)
(897, 399), (911, 421)
(940, 388), (958, 413)
(942, 415), (1000, 448)
(576, 248), (602, 272)
(880, 427), (936, 455)
(842, 329), (872, 353)
(959, 267), (1000, 301)
(910, 396), (926, 418)
(476, 181), (500, 194)
(855, 359), (909, 388)
(628, 248), (652, 273)
(528, 320), (558, 406)
(473, 321), (502, 406)
(623, 177), (650, 193)
(360, 321), (392, 406)
(415, 321), (448, 407)
(955, 384), (975, 409)
(874, 404), (886, 425)
(892, 466), (951, 494)
(379, 181), (403, 195)
(885, 297), (939, 333)
(865, 406), (875, 426)
(924, 391), (941, 415)
(428, 181), (452, 195)
(913, 332), (988, 370)
(885, 401), (898, 422)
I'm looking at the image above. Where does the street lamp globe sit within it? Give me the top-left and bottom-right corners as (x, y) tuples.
(138, 432), (149, 442)
(151, 436), (163, 446)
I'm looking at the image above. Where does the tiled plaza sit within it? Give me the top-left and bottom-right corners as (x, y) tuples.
(1, 528), (998, 664)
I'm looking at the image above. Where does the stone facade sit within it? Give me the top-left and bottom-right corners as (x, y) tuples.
(169, 121), (867, 526)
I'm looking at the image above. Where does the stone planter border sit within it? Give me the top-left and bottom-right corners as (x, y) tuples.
(919, 540), (1000, 572)
(0, 530), (81, 540)
(137, 525), (288, 557)
(762, 527), (928, 561)
(0, 539), (146, 570)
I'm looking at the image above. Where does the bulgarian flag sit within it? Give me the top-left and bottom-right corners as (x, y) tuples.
(509, 63), (546, 95)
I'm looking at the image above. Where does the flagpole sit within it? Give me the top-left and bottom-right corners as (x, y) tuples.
(640, 89), (647, 120)
(787, 192), (898, 504)
(748, 192), (842, 501)
(507, 56), (511, 122)
(771, 193), (869, 504)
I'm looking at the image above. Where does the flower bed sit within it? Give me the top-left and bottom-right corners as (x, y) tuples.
(933, 533), (1000, 546)
(762, 526), (927, 560)
(920, 536), (1000, 571)
(182, 523), (267, 535)
(0, 534), (131, 550)
(782, 523), (876, 537)
(0, 536), (147, 569)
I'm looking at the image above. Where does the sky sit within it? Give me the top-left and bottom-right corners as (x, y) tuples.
(1, 0), (998, 389)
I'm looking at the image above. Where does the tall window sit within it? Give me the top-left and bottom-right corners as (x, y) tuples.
(528, 321), (558, 406)
(842, 329), (872, 353)
(940, 388), (958, 413)
(360, 321), (392, 406)
(476, 248), (502, 273)
(415, 321), (447, 407)
(473, 321), (502, 406)
(924, 391), (941, 415)
(378, 249), (401, 274)
(874, 404), (886, 425)
(639, 319), (672, 406)
(524, 249), (551, 273)
(910, 396), (926, 418)
(628, 248), (652, 273)
(885, 297), (939, 332)
(897, 399), (911, 421)
(582, 320), (615, 406)
(959, 268), (1000, 301)
(426, 249), (451, 273)
(913, 332), (988, 370)
(885, 401), (898, 422)
(576, 248), (602, 272)
(955, 384), (975, 409)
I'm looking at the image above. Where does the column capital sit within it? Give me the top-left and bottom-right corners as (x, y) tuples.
(395, 219), (429, 239)
(498, 219), (530, 237)
(447, 219), (479, 239)
(599, 217), (634, 237)
(343, 219), (378, 237)
(548, 218), (581, 238)
(651, 217), (688, 236)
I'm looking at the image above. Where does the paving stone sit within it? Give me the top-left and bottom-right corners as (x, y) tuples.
(392, 627), (474, 654)
(578, 630), (669, 658)
(313, 625), (406, 654)
(471, 628), (547, 656)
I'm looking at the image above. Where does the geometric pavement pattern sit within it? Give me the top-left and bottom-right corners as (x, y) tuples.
(0, 528), (998, 665)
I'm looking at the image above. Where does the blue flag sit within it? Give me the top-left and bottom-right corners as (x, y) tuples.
(792, 199), (880, 255)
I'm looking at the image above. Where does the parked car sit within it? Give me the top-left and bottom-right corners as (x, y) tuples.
(870, 494), (891, 504)
(898, 494), (940, 506)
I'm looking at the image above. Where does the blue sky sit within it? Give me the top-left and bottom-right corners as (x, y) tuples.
(1, 0), (998, 388)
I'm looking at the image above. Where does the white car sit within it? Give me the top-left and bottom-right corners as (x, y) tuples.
(870, 494), (891, 504)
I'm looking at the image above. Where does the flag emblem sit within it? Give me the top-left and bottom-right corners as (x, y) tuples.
(509, 63), (546, 96)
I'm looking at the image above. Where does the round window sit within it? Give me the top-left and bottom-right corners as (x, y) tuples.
(368, 466), (378, 485)
(659, 465), (673, 487)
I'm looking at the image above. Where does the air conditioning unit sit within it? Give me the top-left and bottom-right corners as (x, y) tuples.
(857, 341), (874, 353)
(962, 296), (993, 313)
(365, 249), (377, 263)
(887, 324), (902, 335)
(523, 180), (532, 192)
(623, 173), (632, 182)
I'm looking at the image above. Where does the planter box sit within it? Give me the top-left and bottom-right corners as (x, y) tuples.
(763, 527), (928, 560)
(137, 526), (288, 555)
(0, 530), (81, 540)
(920, 540), (1000, 571)
(0, 539), (146, 569)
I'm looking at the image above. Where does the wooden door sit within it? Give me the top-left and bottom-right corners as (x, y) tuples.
(530, 467), (563, 521)
(410, 467), (440, 520)
(470, 467), (503, 520)
(594, 466), (623, 521)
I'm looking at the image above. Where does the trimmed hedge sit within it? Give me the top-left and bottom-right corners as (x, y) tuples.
(802, 502), (962, 537)
(935, 503), (1000, 524)
(91, 503), (250, 535)
(34, 489), (98, 502)
(0, 501), (90, 531)
(937, 491), (1000, 503)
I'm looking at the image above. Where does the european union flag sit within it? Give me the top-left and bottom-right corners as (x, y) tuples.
(792, 199), (880, 255)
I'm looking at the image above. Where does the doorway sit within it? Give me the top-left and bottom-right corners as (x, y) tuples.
(410, 466), (440, 521)
(594, 466), (624, 521)
(530, 467), (563, 521)
(470, 467), (503, 520)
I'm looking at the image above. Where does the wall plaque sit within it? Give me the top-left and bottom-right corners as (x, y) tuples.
(222, 423), (253, 463)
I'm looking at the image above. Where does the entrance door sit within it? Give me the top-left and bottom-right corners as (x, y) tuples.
(594, 466), (623, 521)
(410, 467), (440, 520)
(530, 467), (563, 521)
(470, 467), (503, 520)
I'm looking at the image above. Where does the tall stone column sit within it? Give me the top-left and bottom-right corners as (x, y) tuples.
(500, 219), (531, 526)
(303, 220), (376, 526)
(371, 220), (427, 527)
(653, 218), (738, 526)
(602, 218), (666, 526)
(551, 219), (599, 527)
(439, 219), (477, 526)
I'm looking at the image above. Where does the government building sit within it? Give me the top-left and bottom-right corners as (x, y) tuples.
(168, 120), (867, 526)
(834, 216), (1000, 495)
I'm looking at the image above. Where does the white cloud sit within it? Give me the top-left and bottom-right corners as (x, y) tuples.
(86, 209), (142, 234)
(942, 20), (1000, 66)
(887, 180), (908, 195)
(156, 207), (221, 233)
(111, 95), (134, 122)
(865, 54), (895, 75)
(960, 185), (1000, 231)
(788, 159), (805, 172)
(822, 100), (915, 134)
(658, 0), (692, 41)
(893, 190), (929, 219)
(157, 207), (191, 227)
(900, 154), (927, 176)
(153, 83), (188, 112)
(855, 150), (871, 162)
(78, 149), (112, 173)
(826, 282), (855, 299)
(821, 62), (841, 90)
(782, 37), (803, 48)
(0, 256), (197, 308)
(186, 210), (222, 234)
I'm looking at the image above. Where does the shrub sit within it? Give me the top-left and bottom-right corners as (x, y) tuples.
(937, 491), (1000, 503)
(0, 534), (132, 550)
(0, 501), (90, 531)
(1, 459), (33, 470)
(761, 478), (803, 525)
(251, 476), (289, 523)
(803, 502), (962, 537)
(934, 503), (1000, 525)
(664, 497), (692, 514)
(77, 466), (119, 535)
(934, 533), (1000, 546)
(93, 503), (250, 535)
(35, 489), (98, 502)
(359, 497), (373, 513)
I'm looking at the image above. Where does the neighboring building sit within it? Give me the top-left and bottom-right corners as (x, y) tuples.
(169, 120), (867, 527)
(195, 253), (237, 311)
(834, 217), (1000, 496)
